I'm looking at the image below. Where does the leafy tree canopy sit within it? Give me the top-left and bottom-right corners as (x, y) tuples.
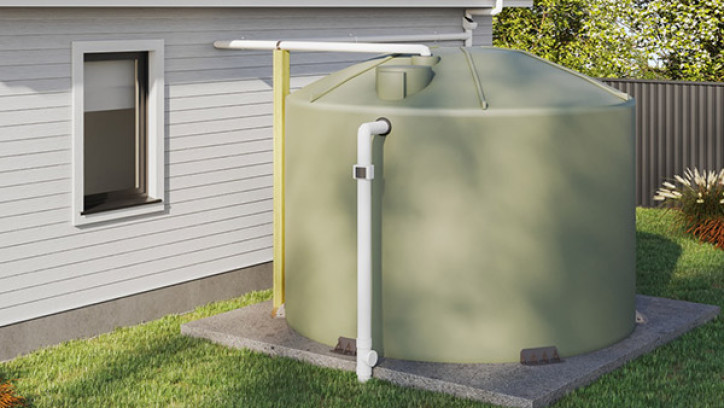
(494, 0), (723, 81)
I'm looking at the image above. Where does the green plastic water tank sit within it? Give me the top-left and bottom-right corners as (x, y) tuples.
(284, 47), (636, 363)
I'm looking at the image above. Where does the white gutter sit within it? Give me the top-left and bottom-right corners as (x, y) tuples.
(352, 118), (391, 383)
(463, 0), (504, 47)
(214, 40), (432, 57)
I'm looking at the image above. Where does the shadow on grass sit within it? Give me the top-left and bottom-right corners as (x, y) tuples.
(637, 229), (724, 305)
(636, 231), (682, 297)
(18, 332), (204, 407)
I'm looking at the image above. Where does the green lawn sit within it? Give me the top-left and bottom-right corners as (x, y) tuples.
(1, 208), (722, 407)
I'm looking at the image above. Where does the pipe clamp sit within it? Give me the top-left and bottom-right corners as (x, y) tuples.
(353, 164), (375, 180)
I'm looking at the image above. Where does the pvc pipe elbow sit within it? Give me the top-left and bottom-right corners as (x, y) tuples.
(365, 350), (379, 367)
(356, 350), (378, 383)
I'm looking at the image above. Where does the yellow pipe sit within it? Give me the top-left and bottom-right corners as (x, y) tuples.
(272, 49), (290, 316)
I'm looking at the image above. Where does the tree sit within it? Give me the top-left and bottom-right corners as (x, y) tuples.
(494, 0), (723, 81)
(494, 0), (649, 78)
(635, 0), (723, 81)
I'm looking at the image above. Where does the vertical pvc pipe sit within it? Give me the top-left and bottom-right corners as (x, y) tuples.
(272, 49), (290, 316)
(355, 119), (389, 382)
(356, 124), (374, 382)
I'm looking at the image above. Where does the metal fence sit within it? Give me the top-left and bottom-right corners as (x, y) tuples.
(600, 78), (724, 207)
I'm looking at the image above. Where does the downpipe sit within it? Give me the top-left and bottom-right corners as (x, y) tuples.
(353, 118), (391, 383)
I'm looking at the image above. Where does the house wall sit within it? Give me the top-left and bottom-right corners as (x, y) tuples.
(469, 14), (493, 46)
(0, 7), (487, 352)
(1, 263), (271, 362)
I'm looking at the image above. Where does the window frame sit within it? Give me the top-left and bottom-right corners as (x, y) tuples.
(72, 40), (165, 226)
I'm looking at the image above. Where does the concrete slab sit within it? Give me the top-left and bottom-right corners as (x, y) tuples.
(181, 295), (719, 408)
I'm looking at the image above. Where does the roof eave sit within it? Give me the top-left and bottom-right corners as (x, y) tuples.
(0, 0), (533, 8)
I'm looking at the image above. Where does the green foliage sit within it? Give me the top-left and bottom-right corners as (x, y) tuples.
(654, 168), (724, 249)
(654, 168), (724, 221)
(636, 0), (724, 81)
(494, 0), (724, 81)
(494, 0), (649, 78)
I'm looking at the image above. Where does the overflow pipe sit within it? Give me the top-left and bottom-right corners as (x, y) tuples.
(353, 119), (390, 383)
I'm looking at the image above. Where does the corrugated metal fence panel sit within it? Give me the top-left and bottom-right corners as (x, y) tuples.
(601, 79), (724, 207)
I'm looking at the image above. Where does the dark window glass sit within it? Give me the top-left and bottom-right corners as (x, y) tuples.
(82, 52), (158, 214)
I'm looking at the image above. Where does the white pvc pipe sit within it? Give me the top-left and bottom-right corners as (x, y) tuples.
(214, 40), (432, 57)
(318, 33), (470, 44)
(354, 119), (390, 383)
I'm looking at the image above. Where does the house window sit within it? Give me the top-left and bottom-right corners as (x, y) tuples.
(72, 40), (165, 226)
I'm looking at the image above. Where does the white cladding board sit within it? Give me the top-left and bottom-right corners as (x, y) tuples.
(471, 15), (493, 47)
(0, 7), (489, 327)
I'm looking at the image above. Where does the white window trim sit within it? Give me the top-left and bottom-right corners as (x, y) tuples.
(72, 39), (165, 226)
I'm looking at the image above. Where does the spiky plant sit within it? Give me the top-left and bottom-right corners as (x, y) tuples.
(0, 378), (25, 408)
(654, 168), (724, 249)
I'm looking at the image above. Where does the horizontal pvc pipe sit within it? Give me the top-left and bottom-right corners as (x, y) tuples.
(314, 33), (470, 44)
(214, 40), (432, 57)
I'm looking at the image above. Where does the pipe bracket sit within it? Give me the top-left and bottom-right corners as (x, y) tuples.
(353, 165), (375, 180)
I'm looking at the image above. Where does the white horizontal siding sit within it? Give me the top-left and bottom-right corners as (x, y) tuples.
(471, 15), (493, 46)
(0, 163), (71, 187)
(0, 135), (69, 157)
(0, 176), (273, 249)
(168, 90), (271, 111)
(170, 128), (269, 151)
(0, 193), (70, 219)
(0, 217), (273, 304)
(0, 92), (69, 111)
(0, 106), (69, 127)
(0, 150), (70, 173)
(1, 248), (273, 325)
(0, 78), (69, 96)
(0, 196), (271, 281)
(0, 6), (483, 327)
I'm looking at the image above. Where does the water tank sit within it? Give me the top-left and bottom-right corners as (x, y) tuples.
(284, 47), (636, 363)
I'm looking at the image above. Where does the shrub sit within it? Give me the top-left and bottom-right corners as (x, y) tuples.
(654, 168), (724, 249)
(0, 377), (25, 408)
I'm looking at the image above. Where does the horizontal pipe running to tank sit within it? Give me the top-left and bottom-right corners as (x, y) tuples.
(300, 33), (471, 44)
(353, 118), (390, 383)
(214, 40), (432, 57)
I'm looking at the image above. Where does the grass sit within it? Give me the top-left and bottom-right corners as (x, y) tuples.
(1, 207), (722, 407)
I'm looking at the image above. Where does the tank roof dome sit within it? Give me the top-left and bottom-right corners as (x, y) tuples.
(291, 47), (630, 112)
